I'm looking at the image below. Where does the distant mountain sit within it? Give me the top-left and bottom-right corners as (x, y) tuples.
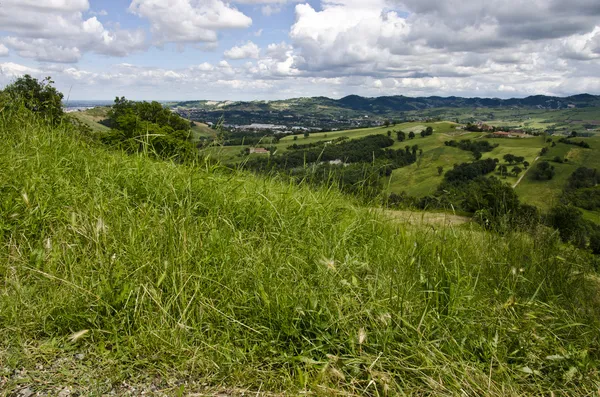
(173, 94), (600, 115)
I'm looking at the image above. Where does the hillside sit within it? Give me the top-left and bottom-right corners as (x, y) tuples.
(71, 107), (600, 220)
(173, 94), (600, 132)
(175, 94), (600, 114)
(69, 107), (216, 141)
(2, 101), (600, 395)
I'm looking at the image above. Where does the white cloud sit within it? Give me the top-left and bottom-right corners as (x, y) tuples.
(2, 0), (600, 99)
(0, 1), (147, 62)
(3, 0), (90, 12)
(89, 9), (109, 16)
(2, 37), (81, 63)
(0, 45), (9, 57)
(0, 62), (41, 78)
(224, 41), (260, 59)
(261, 5), (282, 16)
(128, 0), (252, 45)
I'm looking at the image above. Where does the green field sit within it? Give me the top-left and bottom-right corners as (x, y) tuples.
(75, 107), (600, 217)
(69, 107), (111, 133)
(516, 136), (600, 211)
(3, 103), (600, 396)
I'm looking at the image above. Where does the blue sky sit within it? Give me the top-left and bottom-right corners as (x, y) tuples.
(1, 0), (599, 100)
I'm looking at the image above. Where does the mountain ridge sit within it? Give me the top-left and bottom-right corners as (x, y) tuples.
(174, 93), (600, 114)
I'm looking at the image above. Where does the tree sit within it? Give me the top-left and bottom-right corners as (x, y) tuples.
(4, 74), (64, 124)
(396, 130), (406, 142)
(384, 119), (391, 128)
(293, 136), (298, 141)
(473, 151), (482, 160)
(411, 145), (418, 156)
(425, 126), (434, 135)
(420, 130), (426, 138)
(498, 165), (508, 178)
(590, 230), (600, 255)
(437, 166), (444, 176)
(304, 132), (310, 138)
(503, 154), (515, 164)
(512, 166), (523, 177)
(387, 130), (392, 137)
(408, 131), (415, 139)
(523, 161), (530, 169)
(547, 204), (586, 246)
(532, 161), (555, 180)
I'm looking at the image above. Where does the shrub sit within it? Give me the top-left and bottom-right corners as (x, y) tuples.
(3, 75), (64, 124)
(532, 161), (555, 180)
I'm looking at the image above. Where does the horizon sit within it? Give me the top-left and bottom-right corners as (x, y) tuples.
(63, 92), (599, 104)
(2, 0), (599, 100)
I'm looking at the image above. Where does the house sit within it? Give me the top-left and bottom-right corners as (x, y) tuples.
(249, 148), (270, 154)
(492, 131), (527, 138)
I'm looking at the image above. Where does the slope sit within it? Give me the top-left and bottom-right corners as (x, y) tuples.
(1, 106), (599, 395)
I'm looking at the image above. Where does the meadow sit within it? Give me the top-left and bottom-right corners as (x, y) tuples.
(2, 104), (600, 395)
(74, 106), (600, 220)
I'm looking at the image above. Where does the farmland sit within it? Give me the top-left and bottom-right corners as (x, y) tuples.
(73, 105), (600, 219)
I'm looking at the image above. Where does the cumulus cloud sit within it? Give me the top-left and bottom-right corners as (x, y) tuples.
(261, 5), (282, 16)
(128, 0), (252, 44)
(224, 41), (260, 59)
(0, 1), (147, 62)
(0, 45), (9, 57)
(282, 0), (600, 97)
(2, 0), (600, 99)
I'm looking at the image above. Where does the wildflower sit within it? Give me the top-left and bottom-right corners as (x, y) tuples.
(358, 328), (367, 345)
(321, 257), (336, 271)
(68, 329), (89, 343)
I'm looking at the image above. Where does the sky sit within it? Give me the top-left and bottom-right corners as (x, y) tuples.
(0, 0), (599, 101)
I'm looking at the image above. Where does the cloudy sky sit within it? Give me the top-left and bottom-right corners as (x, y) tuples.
(1, 0), (599, 100)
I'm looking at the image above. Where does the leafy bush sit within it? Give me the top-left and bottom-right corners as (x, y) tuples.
(443, 159), (497, 183)
(2, 75), (64, 124)
(444, 139), (499, 155)
(532, 161), (555, 180)
(98, 97), (196, 162)
(558, 137), (591, 149)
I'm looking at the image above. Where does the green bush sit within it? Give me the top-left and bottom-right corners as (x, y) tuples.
(2, 75), (64, 124)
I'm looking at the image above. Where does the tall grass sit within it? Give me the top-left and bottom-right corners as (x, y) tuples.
(1, 105), (599, 395)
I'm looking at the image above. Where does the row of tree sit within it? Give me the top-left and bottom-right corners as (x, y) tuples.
(243, 134), (422, 197)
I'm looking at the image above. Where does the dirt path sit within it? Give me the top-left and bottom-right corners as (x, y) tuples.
(381, 209), (470, 227)
(513, 156), (540, 188)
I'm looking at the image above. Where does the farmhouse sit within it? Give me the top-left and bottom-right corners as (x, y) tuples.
(492, 131), (527, 138)
(249, 147), (270, 154)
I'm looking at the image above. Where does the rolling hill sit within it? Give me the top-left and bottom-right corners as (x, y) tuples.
(2, 97), (600, 396)
(174, 93), (600, 114)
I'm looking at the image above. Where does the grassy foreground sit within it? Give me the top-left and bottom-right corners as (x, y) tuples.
(1, 107), (600, 395)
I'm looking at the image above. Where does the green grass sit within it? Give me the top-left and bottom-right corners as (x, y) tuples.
(516, 136), (600, 215)
(190, 121), (216, 140)
(70, 108), (111, 133)
(1, 105), (600, 395)
(75, 110), (600, 217)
